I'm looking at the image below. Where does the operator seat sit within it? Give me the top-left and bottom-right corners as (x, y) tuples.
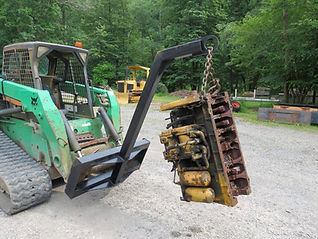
(136, 77), (142, 87)
(40, 75), (65, 108)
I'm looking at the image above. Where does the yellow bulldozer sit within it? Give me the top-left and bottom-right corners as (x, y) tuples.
(115, 65), (150, 104)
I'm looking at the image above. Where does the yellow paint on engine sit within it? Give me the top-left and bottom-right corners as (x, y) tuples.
(178, 134), (189, 143)
(183, 187), (215, 203)
(213, 173), (238, 206)
(179, 171), (211, 187)
(160, 94), (200, 111)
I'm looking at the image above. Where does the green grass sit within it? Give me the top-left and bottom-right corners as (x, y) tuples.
(233, 101), (318, 133)
(235, 100), (276, 113)
(117, 93), (180, 106)
(152, 93), (181, 104)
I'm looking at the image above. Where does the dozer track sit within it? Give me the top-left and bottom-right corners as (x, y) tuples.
(0, 131), (52, 215)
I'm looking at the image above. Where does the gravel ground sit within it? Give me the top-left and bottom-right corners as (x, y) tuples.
(0, 104), (318, 239)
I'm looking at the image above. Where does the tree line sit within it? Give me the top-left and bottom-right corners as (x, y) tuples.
(0, 0), (317, 103)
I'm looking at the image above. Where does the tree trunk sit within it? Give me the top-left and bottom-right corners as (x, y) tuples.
(115, 59), (119, 85)
(251, 74), (258, 91)
(240, 75), (245, 90)
(284, 82), (289, 103)
(229, 67), (233, 95)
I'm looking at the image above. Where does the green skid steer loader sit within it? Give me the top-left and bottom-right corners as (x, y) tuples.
(0, 36), (250, 215)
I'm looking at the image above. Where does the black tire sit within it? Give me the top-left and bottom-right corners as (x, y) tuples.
(0, 131), (52, 215)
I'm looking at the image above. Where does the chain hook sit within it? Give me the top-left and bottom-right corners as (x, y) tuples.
(200, 46), (221, 97)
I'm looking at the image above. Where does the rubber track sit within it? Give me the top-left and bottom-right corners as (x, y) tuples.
(0, 131), (52, 215)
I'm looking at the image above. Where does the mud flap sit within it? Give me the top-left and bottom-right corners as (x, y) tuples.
(65, 139), (150, 199)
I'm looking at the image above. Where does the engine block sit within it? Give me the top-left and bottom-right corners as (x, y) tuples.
(160, 92), (251, 206)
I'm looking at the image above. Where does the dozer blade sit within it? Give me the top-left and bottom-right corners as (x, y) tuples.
(65, 139), (149, 198)
(114, 91), (129, 104)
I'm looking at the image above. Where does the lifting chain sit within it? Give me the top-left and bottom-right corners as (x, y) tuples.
(201, 47), (221, 96)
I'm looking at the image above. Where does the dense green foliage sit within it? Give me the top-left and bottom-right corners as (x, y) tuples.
(224, 0), (318, 103)
(156, 82), (169, 94)
(92, 62), (115, 86)
(0, 0), (317, 103)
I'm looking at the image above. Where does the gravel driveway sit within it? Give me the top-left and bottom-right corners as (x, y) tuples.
(0, 104), (317, 239)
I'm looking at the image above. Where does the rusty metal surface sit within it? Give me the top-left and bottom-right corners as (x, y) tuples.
(160, 92), (251, 206)
(75, 132), (96, 142)
(75, 132), (110, 150)
(79, 138), (108, 149)
(3, 96), (22, 106)
(258, 108), (313, 125)
(275, 103), (318, 109)
(274, 105), (318, 112)
(209, 92), (251, 196)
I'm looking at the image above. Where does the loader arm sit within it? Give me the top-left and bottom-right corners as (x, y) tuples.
(65, 35), (219, 198)
(120, 35), (219, 161)
(0, 80), (73, 178)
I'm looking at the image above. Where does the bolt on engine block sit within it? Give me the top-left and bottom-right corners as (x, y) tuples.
(160, 92), (251, 206)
